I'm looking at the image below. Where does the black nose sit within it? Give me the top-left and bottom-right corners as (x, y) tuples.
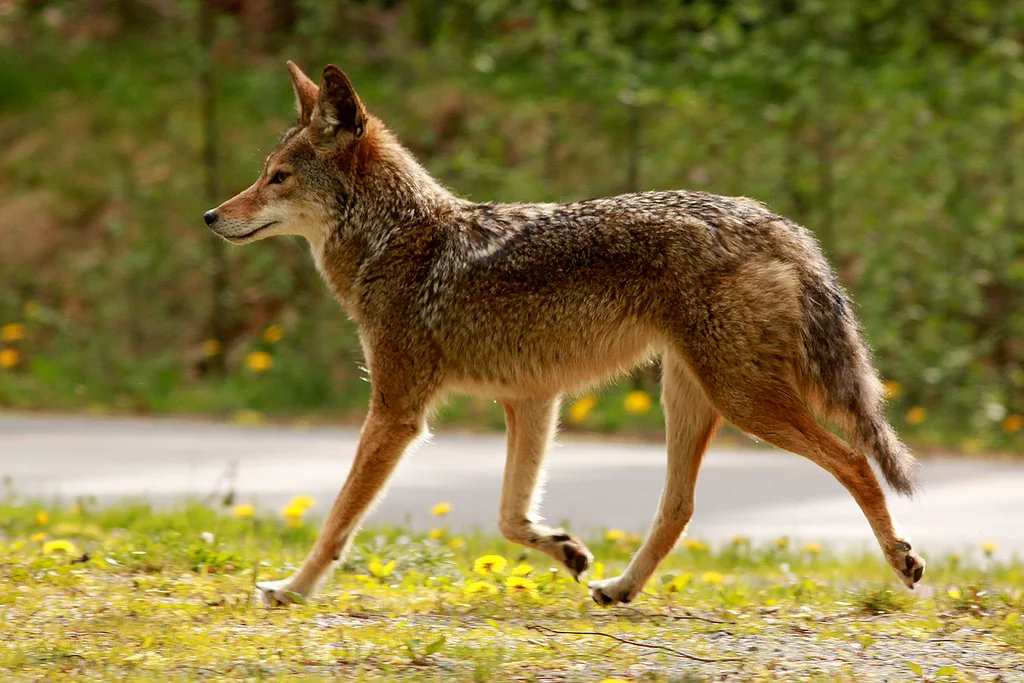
(203, 210), (218, 226)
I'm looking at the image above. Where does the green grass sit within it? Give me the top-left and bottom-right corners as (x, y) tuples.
(1, 500), (1022, 681)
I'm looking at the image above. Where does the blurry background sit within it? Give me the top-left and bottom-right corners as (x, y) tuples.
(0, 0), (1021, 453)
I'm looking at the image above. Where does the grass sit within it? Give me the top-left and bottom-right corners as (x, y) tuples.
(1, 500), (1022, 681)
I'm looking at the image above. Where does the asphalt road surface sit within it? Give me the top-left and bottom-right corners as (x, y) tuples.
(2, 413), (1022, 559)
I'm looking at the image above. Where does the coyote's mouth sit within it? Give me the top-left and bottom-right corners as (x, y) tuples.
(228, 221), (279, 243)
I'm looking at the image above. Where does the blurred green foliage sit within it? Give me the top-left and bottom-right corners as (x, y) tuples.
(0, 1), (1021, 450)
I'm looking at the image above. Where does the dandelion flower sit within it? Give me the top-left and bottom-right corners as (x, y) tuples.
(464, 581), (498, 595)
(803, 543), (821, 554)
(290, 495), (316, 509)
(202, 339), (221, 357)
(504, 575), (540, 598)
(447, 536), (465, 550)
(981, 542), (997, 556)
(263, 324), (284, 343)
(281, 502), (308, 526)
(368, 556), (395, 578)
(43, 539), (79, 555)
(776, 536), (790, 549)
(947, 588), (961, 599)
(233, 503), (255, 518)
(30, 532), (47, 542)
(906, 406), (927, 425)
(700, 571), (724, 586)
(36, 510), (49, 526)
(511, 563), (534, 576)
(731, 535), (749, 545)
(1003, 414), (1023, 434)
(246, 350), (273, 372)
(598, 679), (631, 683)
(605, 528), (626, 541)
(427, 527), (445, 540)
(1, 323), (24, 342)
(0, 349), (20, 368)
(624, 390), (653, 414)
(882, 380), (902, 399)
(683, 538), (708, 552)
(473, 554), (507, 575)
(569, 395), (597, 424)
(430, 501), (452, 516)
(665, 572), (692, 593)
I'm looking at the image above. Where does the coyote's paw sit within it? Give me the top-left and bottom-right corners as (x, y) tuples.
(588, 575), (640, 606)
(888, 540), (926, 589)
(256, 578), (308, 608)
(550, 532), (594, 580)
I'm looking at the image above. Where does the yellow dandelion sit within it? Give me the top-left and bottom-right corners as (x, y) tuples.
(427, 527), (445, 540)
(36, 510), (49, 526)
(701, 571), (724, 586)
(906, 406), (927, 425)
(31, 532), (47, 542)
(281, 502), (307, 526)
(683, 538), (708, 552)
(1003, 414), (1023, 434)
(1, 323), (25, 342)
(504, 575), (540, 598)
(368, 556), (396, 578)
(447, 536), (465, 550)
(803, 543), (821, 554)
(263, 324), (284, 343)
(731, 535), (749, 546)
(511, 563), (534, 576)
(569, 395), (597, 424)
(598, 680), (631, 683)
(882, 380), (902, 399)
(473, 554), (508, 575)
(947, 588), (961, 599)
(42, 539), (79, 555)
(233, 503), (255, 518)
(24, 300), (41, 319)
(665, 572), (692, 593)
(981, 542), (997, 556)
(0, 349), (20, 369)
(605, 528), (626, 541)
(776, 536), (790, 549)
(201, 339), (221, 357)
(290, 494), (316, 509)
(231, 409), (264, 425)
(464, 580), (498, 595)
(624, 390), (653, 414)
(246, 350), (273, 372)
(430, 501), (452, 516)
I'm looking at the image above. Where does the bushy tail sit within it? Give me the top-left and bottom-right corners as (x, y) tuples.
(797, 270), (918, 497)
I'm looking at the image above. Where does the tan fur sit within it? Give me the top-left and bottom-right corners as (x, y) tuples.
(205, 62), (924, 608)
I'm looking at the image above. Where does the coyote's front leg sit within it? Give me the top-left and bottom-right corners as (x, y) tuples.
(257, 403), (427, 607)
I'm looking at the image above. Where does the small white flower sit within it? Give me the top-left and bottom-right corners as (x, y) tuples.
(200, 531), (215, 545)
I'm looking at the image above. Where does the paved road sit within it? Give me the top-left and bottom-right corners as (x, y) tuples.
(2, 413), (1022, 558)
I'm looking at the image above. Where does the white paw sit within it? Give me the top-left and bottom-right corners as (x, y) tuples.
(588, 575), (640, 606)
(256, 578), (308, 608)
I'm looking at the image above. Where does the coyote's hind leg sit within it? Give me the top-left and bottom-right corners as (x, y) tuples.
(498, 397), (594, 579)
(589, 354), (721, 606)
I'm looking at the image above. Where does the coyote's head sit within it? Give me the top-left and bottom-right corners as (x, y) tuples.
(203, 62), (373, 250)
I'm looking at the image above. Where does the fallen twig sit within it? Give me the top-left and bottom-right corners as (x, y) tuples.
(525, 624), (741, 663)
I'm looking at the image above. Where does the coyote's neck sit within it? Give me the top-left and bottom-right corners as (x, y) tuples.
(318, 123), (458, 319)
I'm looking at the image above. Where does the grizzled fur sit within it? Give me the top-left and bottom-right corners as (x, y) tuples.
(206, 62), (924, 609)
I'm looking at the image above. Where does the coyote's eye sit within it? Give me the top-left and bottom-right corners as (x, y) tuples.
(269, 170), (291, 185)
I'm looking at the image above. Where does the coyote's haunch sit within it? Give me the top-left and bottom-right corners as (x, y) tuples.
(205, 61), (925, 608)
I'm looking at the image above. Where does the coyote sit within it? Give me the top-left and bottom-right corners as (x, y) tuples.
(204, 61), (925, 608)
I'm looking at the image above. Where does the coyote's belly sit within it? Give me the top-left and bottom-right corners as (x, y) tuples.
(441, 315), (661, 399)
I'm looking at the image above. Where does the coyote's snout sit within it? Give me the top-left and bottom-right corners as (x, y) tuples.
(206, 61), (925, 609)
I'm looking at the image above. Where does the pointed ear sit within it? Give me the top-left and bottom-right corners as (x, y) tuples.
(310, 65), (366, 154)
(286, 60), (318, 127)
